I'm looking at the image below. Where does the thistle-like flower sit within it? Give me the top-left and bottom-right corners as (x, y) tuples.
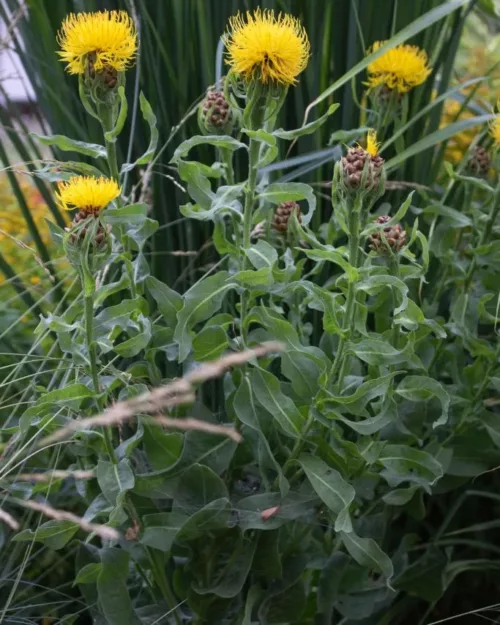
(224, 9), (310, 86)
(368, 216), (407, 254)
(56, 176), (120, 215)
(366, 41), (431, 94)
(341, 130), (385, 192)
(57, 10), (137, 76)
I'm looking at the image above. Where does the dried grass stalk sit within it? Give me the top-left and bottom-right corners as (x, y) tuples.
(9, 497), (119, 541)
(39, 342), (282, 447)
(152, 415), (242, 442)
(9, 470), (95, 482)
(0, 508), (20, 530)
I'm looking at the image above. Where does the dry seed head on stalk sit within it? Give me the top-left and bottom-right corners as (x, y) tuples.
(272, 200), (302, 233)
(57, 10), (137, 76)
(366, 41), (431, 94)
(368, 215), (407, 254)
(341, 130), (385, 192)
(467, 145), (491, 178)
(224, 9), (310, 86)
(199, 89), (235, 135)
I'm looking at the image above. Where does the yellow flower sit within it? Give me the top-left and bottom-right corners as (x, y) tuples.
(365, 129), (380, 157)
(57, 10), (137, 75)
(224, 9), (310, 86)
(366, 41), (431, 94)
(56, 176), (120, 213)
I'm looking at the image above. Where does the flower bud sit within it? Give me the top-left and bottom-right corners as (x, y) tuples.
(368, 215), (407, 254)
(64, 213), (111, 272)
(341, 146), (385, 193)
(272, 201), (302, 233)
(198, 90), (236, 135)
(467, 145), (490, 179)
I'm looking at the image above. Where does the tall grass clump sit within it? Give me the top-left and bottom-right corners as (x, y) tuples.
(2, 1), (500, 624)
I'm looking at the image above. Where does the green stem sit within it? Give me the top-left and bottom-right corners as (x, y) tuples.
(84, 293), (116, 463)
(390, 254), (401, 349)
(326, 198), (362, 390)
(240, 137), (260, 345)
(221, 147), (235, 186)
(463, 184), (500, 292)
(146, 548), (182, 625)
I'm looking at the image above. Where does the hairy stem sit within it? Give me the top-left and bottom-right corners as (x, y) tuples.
(84, 294), (116, 463)
(327, 197), (362, 390)
(240, 137), (260, 345)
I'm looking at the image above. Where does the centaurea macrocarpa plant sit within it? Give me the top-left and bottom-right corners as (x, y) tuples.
(3, 4), (500, 625)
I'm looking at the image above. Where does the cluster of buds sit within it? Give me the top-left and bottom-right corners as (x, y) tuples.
(368, 215), (407, 254)
(341, 146), (385, 193)
(272, 200), (302, 233)
(198, 89), (236, 135)
(467, 145), (490, 179)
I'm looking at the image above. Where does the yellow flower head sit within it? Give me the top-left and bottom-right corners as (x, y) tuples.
(224, 9), (310, 86)
(57, 10), (137, 75)
(490, 105), (500, 147)
(56, 176), (120, 213)
(365, 129), (380, 157)
(366, 41), (431, 94)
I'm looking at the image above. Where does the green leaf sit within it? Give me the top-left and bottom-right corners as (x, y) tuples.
(97, 548), (141, 625)
(243, 129), (278, 167)
(146, 276), (183, 328)
(174, 272), (236, 362)
(103, 203), (149, 225)
(234, 377), (288, 496)
(378, 444), (444, 492)
(299, 454), (354, 532)
(74, 562), (102, 586)
(13, 520), (79, 550)
(194, 530), (257, 598)
(357, 274), (409, 315)
(273, 103), (339, 140)
(39, 383), (94, 406)
(301, 248), (357, 281)
(141, 511), (188, 552)
(396, 376), (450, 427)
(346, 338), (422, 368)
(176, 498), (231, 542)
(395, 549), (447, 601)
(171, 135), (247, 163)
(180, 180), (244, 221)
(362, 193), (413, 236)
(32, 133), (106, 158)
(251, 369), (304, 438)
(412, 203), (472, 228)
(173, 464), (228, 512)
(96, 459), (135, 506)
(245, 240), (278, 270)
(121, 92), (158, 173)
(320, 372), (400, 415)
(104, 86), (128, 143)
(259, 182), (316, 225)
(143, 423), (183, 471)
(193, 326), (229, 361)
(340, 530), (394, 581)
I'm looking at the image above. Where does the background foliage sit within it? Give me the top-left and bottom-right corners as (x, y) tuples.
(2, 0), (500, 624)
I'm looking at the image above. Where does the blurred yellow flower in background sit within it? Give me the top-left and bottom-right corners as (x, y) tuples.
(366, 41), (431, 93)
(224, 9), (310, 86)
(0, 177), (54, 286)
(57, 10), (137, 75)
